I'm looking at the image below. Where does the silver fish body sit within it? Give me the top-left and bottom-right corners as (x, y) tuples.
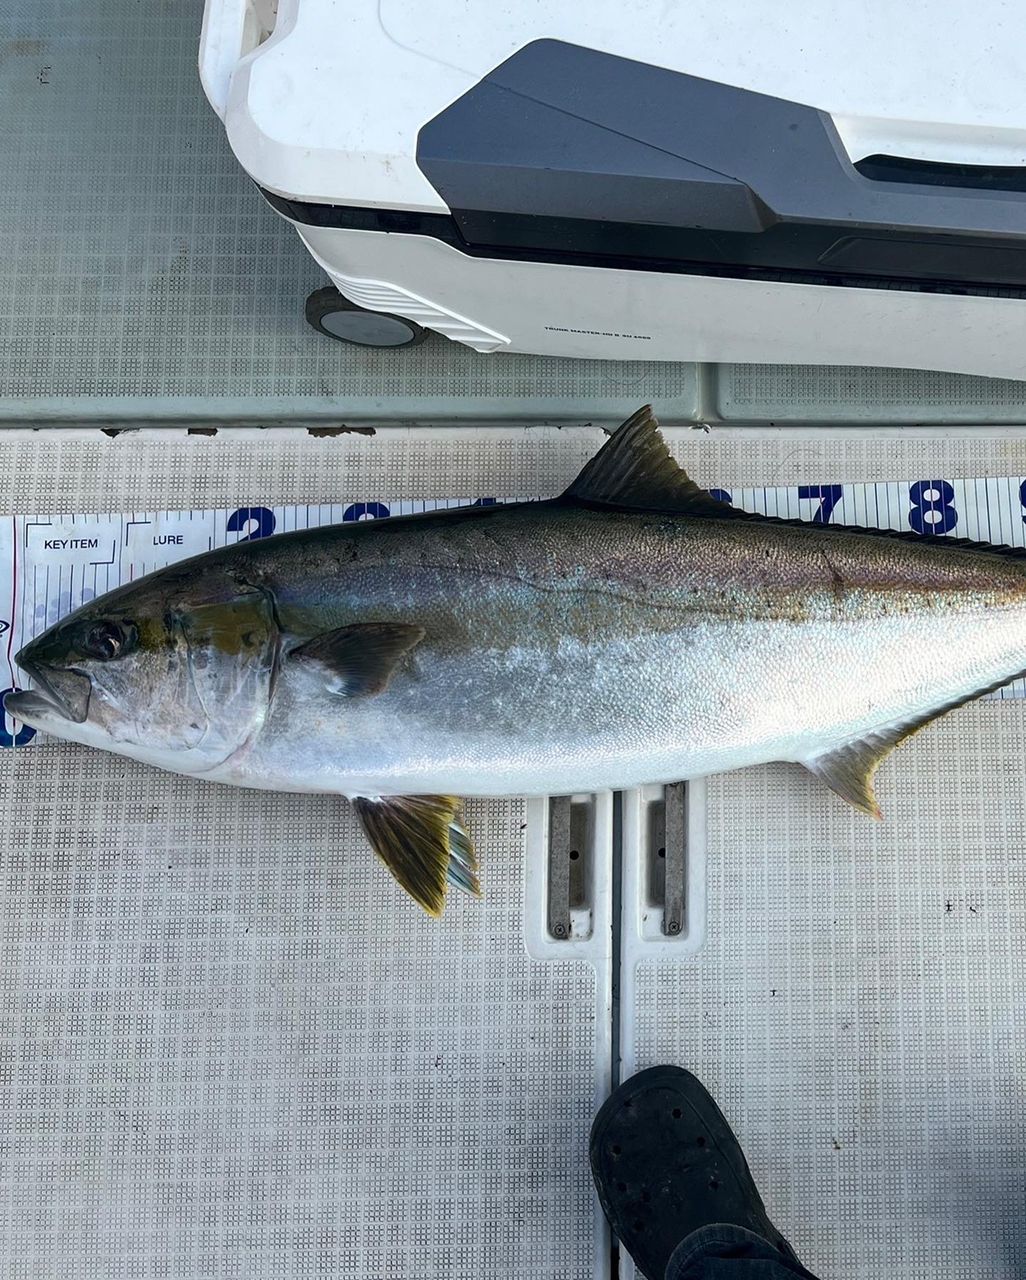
(209, 500), (1026, 798)
(9, 408), (1026, 912)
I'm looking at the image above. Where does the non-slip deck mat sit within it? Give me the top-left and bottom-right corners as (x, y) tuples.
(627, 702), (1026, 1280)
(0, 429), (613, 1280)
(1, 427), (1025, 1280)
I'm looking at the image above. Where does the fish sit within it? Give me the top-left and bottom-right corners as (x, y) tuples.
(7, 406), (1026, 916)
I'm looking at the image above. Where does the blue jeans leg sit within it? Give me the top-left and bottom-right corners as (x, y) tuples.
(664, 1224), (821, 1280)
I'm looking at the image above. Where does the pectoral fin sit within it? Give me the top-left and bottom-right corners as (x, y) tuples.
(352, 794), (480, 917)
(290, 622), (424, 696)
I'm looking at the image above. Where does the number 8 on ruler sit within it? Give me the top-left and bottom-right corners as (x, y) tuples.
(909, 480), (957, 535)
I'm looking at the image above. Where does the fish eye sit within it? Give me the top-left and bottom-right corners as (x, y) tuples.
(79, 619), (136, 662)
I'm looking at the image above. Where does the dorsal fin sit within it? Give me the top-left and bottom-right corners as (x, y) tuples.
(566, 406), (1026, 565)
(565, 405), (737, 517)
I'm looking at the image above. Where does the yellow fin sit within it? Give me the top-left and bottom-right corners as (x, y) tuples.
(351, 794), (479, 916)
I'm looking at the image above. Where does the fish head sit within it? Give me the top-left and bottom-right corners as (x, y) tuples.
(4, 562), (279, 773)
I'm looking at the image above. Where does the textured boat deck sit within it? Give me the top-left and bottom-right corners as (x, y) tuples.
(1, 3), (1025, 1278)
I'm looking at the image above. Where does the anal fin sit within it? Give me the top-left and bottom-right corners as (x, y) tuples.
(805, 739), (888, 818)
(351, 794), (480, 917)
(804, 670), (1026, 818)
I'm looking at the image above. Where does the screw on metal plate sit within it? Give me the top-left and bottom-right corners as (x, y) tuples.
(547, 795), (573, 941)
(546, 794), (595, 941)
(662, 782), (687, 937)
(648, 782), (686, 937)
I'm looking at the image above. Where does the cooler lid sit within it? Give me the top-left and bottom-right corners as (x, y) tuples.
(212, 0), (1026, 211)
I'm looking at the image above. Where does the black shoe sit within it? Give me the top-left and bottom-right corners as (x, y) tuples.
(590, 1065), (802, 1280)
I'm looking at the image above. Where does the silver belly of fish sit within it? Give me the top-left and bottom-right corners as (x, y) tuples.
(216, 602), (1026, 799)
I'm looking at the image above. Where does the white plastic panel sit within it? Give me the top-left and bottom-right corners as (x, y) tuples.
(292, 225), (1026, 379)
(302, 249), (512, 353)
(621, 782), (708, 956)
(223, 0), (1026, 206)
(379, 0), (1026, 155)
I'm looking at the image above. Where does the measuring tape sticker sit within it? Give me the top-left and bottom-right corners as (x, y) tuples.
(3, 479), (1026, 747)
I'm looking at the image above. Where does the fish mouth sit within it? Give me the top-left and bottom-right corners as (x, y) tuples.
(5, 661), (92, 724)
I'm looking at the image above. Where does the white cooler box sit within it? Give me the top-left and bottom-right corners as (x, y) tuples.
(200, 0), (1026, 377)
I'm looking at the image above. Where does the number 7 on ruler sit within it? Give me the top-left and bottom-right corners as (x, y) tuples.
(797, 485), (843, 524)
